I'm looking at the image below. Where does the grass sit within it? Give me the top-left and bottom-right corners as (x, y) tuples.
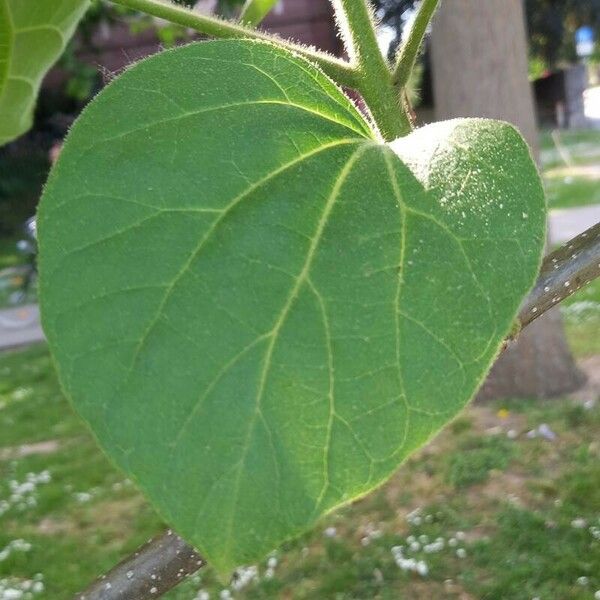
(1, 345), (599, 599)
(561, 278), (600, 357)
(444, 434), (515, 488)
(540, 129), (600, 209)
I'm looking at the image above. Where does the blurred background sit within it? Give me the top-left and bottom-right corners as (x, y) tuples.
(0, 1), (599, 598)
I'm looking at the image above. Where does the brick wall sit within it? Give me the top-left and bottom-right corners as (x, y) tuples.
(75, 0), (341, 76)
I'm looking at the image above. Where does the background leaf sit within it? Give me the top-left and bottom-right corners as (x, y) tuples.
(38, 40), (546, 576)
(0, 0), (89, 146)
(239, 0), (279, 25)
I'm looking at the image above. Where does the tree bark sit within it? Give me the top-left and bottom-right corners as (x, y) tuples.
(430, 0), (585, 399)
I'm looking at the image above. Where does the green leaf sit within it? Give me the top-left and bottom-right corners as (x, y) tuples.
(239, 0), (279, 25)
(0, 0), (89, 146)
(38, 40), (546, 576)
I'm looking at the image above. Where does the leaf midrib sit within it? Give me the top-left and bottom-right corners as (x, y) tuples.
(162, 139), (374, 452)
(220, 142), (375, 563)
(113, 139), (370, 418)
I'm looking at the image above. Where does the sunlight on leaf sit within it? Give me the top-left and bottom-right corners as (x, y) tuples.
(38, 40), (546, 576)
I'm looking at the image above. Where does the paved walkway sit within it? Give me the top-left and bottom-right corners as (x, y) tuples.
(0, 205), (599, 351)
(0, 304), (44, 350)
(549, 204), (600, 244)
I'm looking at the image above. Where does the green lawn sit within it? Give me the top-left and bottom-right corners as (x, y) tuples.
(540, 129), (600, 209)
(562, 278), (600, 357)
(0, 345), (599, 599)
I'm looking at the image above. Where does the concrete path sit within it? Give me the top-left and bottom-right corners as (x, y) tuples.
(549, 204), (600, 244)
(0, 304), (44, 350)
(0, 204), (599, 351)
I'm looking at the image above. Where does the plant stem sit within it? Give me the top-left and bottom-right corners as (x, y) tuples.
(74, 530), (203, 599)
(76, 220), (600, 600)
(109, 0), (359, 88)
(519, 222), (600, 328)
(333, 0), (412, 140)
(392, 0), (440, 90)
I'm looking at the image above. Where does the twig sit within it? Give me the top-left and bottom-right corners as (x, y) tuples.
(75, 222), (600, 599)
(519, 222), (600, 328)
(75, 531), (203, 599)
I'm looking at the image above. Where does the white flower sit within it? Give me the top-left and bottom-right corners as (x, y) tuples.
(75, 492), (93, 503)
(231, 565), (258, 591)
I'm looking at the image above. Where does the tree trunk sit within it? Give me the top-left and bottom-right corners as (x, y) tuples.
(430, 0), (585, 399)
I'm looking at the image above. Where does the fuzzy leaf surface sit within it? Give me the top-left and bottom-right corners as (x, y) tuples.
(38, 40), (546, 575)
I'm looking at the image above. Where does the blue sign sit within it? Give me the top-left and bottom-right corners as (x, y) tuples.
(576, 26), (595, 57)
(576, 26), (595, 44)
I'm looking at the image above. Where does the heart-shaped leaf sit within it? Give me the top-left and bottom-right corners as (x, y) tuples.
(0, 0), (89, 146)
(38, 40), (546, 575)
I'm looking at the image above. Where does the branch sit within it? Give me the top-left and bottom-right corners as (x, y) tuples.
(392, 0), (440, 90)
(74, 530), (203, 599)
(332, 0), (412, 139)
(76, 221), (600, 599)
(109, 0), (359, 88)
(519, 222), (600, 328)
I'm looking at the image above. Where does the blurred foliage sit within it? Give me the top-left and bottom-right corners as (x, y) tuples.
(0, 150), (49, 236)
(527, 0), (600, 69)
